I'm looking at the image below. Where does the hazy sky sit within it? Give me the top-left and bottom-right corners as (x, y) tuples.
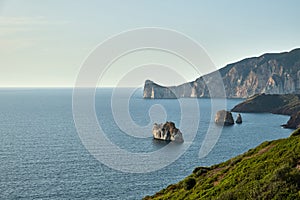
(1, 0), (300, 87)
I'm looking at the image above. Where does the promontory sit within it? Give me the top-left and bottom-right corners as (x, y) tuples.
(144, 48), (300, 99)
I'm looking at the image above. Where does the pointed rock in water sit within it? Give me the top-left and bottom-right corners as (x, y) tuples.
(214, 110), (234, 126)
(152, 122), (184, 143)
(236, 113), (242, 124)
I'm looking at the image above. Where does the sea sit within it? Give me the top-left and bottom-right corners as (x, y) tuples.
(0, 88), (292, 199)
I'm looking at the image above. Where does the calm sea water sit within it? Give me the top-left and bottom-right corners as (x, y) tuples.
(0, 88), (292, 199)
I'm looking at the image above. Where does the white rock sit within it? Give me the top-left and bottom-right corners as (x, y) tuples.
(152, 122), (184, 143)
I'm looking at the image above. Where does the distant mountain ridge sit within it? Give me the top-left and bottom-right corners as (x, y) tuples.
(143, 48), (300, 98)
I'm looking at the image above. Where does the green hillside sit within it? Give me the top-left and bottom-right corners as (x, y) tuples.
(144, 129), (300, 200)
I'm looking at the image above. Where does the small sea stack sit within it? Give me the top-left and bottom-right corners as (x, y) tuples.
(236, 113), (242, 124)
(152, 121), (184, 143)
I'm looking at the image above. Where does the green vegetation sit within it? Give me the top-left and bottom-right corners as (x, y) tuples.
(144, 129), (300, 200)
(183, 177), (196, 190)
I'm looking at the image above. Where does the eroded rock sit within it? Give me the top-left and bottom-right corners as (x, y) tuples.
(282, 111), (300, 129)
(215, 110), (234, 126)
(236, 113), (242, 124)
(152, 122), (184, 143)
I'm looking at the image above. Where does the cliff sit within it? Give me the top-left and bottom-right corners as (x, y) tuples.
(143, 48), (300, 98)
(284, 111), (300, 129)
(144, 129), (300, 199)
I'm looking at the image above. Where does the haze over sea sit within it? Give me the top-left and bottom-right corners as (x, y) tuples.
(0, 88), (292, 199)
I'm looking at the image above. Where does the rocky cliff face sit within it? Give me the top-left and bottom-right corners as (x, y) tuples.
(143, 80), (177, 99)
(143, 48), (300, 98)
(282, 111), (300, 129)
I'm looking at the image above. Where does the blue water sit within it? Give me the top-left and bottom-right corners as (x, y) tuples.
(0, 88), (292, 199)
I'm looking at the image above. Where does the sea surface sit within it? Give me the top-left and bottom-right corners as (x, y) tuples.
(0, 88), (292, 199)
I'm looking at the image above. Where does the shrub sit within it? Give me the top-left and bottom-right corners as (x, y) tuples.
(193, 167), (209, 177)
(184, 177), (196, 190)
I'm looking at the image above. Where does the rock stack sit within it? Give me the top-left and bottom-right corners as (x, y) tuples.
(152, 121), (184, 143)
(214, 110), (234, 126)
(236, 113), (242, 124)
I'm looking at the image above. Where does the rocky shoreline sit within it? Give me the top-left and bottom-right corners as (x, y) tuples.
(231, 93), (300, 129)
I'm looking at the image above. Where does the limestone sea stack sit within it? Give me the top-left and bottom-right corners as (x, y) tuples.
(152, 122), (184, 143)
(215, 110), (234, 126)
(236, 113), (242, 124)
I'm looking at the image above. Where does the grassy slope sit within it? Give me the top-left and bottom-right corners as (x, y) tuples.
(144, 129), (300, 200)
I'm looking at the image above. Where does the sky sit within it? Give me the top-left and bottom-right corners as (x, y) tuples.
(0, 0), (300, 87)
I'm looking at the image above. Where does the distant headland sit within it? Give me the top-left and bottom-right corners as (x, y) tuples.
(143, 48), (300, 99)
